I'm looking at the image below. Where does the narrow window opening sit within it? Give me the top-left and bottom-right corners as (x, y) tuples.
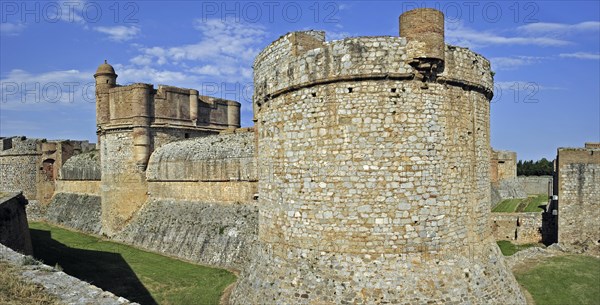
(347, 87), (353, 93)
(184, 133), (190, 138)
(390, 88), (397, 93)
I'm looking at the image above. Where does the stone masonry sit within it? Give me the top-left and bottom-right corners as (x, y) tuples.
(490, 149), (517, 183)
(555, 144), (600, 247)
(0, 136), (93, 202)
(94, 61), (241, 235)
(231, 8), (525, 304)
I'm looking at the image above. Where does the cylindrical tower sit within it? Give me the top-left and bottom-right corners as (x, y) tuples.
(189, 89), (199, 123)
(226, 100), (241, 129)
(231, 8), (524, 304)
(400, 8), (445, 62)
(130, 84), (152, 169)
(94, 60), (117, 127)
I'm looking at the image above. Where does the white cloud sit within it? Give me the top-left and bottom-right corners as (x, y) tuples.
(0, 22), (26, 36)
(490, 56), (546, 71)
(0, 69), (95, 111)
(93, 26), (140, 42)
(43, 0), (87, 24)
(518, 21), (600, 34)
(446, 22), (570, 48)
(129, 19), (266, 82)
(559, 52), (600, 60)
(112, 64), (189, 85)
(326, 30), (351, 41)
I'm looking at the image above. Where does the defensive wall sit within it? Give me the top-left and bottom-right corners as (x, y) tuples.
(489, 148), (551, 207)
(0, 136), (94, 203)
(555, 143), (600, 248)
(490, 149), (517, 183)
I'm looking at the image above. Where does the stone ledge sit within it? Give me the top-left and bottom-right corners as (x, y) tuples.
(0, 243), (138, 305)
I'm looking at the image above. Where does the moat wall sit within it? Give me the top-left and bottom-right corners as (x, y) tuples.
(114, 200), (257, 269)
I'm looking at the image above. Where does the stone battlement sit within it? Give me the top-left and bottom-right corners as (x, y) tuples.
(253, 28), (492, 112)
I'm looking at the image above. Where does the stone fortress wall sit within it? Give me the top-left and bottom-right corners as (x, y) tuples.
(0, 136), (94, 202)
(555, 143), (600, 247)
(0, 137), (41, 199)
(489, 151), (552, 245)
(490, 149), (517, 183)
(231, 8), (525, 304)
(94, 61), (242, 236)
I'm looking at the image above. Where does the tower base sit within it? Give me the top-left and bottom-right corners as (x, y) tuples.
(230, 239), (525, 304)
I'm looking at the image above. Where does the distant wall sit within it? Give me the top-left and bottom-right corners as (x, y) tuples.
(516, 176), (552, 196)
(0, 137), (41, 199)
(491, 150), (517, 183)
(557, 147), (600, 246)
(114, 199), (258, 270)
(108, 130), (259, 269)
(0, 193), (32, 254)
(491, 212), (542, 244)
(490, 178), (527, 207)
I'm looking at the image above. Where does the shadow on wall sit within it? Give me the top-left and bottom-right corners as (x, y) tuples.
(0, 193), (32, 255)
(30, 229), (157, 305)
(542, 200), (559, 245)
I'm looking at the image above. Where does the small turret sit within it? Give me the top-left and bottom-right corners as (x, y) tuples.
(94, 60), (117, 127)
(400, 8), (445, 80)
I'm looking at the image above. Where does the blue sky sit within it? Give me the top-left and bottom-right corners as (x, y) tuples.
(1, 1), (598, 161)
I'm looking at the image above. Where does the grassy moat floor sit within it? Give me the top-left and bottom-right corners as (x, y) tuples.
(492, 194), (548, 213)
(24, 222), (599, 305)
(498, 241), (600, 305)
(28, 222), (236, 305)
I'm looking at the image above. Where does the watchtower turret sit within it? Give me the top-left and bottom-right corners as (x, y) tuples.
(94, 60), (117, 127)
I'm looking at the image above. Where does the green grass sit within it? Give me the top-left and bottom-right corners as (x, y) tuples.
(492, 194), (548, 213)
(522, 194), (548, 212)
(514, 255), (600, 305)
(496, 240), (541, 256)
(28, 222), (236, 305)
(492, 199), (522, 212)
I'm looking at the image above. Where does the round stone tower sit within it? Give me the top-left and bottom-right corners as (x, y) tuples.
(94, 60), (117, 128)
(231, 8), (525, 304)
